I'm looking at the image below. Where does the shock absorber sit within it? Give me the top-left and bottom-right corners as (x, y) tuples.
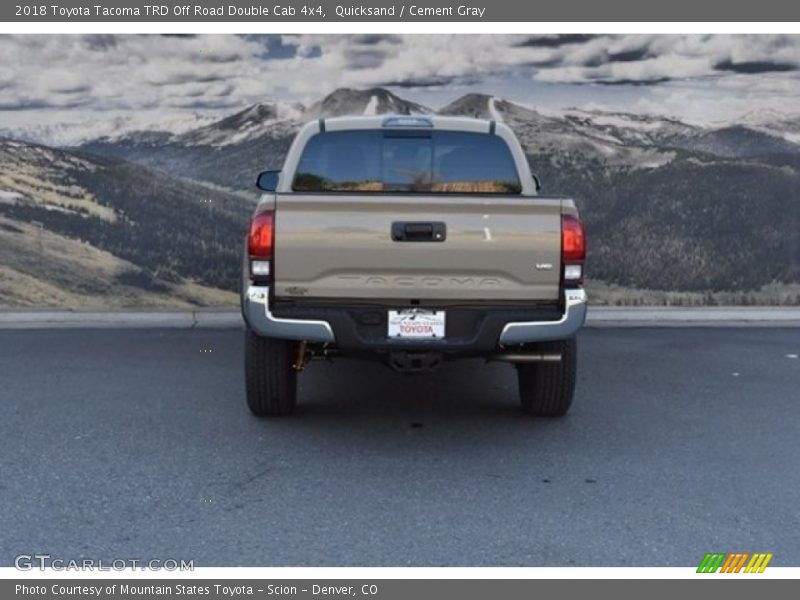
(293, 340), (309, 371)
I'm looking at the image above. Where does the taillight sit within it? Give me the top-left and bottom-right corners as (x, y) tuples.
(248, 211), (274, 281)
(248, 211), (274, 257)
(561, 214), (585, 284)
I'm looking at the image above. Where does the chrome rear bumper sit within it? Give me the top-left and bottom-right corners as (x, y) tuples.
(242, 285), (586, 346)
(498, 288), (587, 345)
(242, 285), (335, 342)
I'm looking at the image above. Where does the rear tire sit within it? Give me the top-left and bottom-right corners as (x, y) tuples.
(517, 337), (577, 417)
(244, 328), (298, 416)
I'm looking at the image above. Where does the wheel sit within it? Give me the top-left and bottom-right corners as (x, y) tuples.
(517, 337), (577, 417)
(244, 328), (298, 416)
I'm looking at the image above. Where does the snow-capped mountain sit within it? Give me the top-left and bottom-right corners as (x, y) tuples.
(177, 102), (304, 147)
(0, 111), (222, 148)
(304, 87), (431, 118)
(559, 109), (699, 147)
(66, 88), (429, 150)
(440, 93), (684, 170)
(726, 110), (800, 145)
(9, 86), (800, 159)
(73, 86), (800, 192)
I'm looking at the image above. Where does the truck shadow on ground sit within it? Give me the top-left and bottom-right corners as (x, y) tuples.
(286, 357), (534, 420)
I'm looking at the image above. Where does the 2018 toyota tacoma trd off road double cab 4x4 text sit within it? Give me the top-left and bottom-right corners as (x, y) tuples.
(242, 115), (586, 417)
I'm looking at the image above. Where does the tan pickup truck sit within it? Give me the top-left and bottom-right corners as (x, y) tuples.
(242, 115), (586, 417)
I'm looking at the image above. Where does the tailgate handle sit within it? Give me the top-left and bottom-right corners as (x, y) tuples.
(392, 222), (446, 242)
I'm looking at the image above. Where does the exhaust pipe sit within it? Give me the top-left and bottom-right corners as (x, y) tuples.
(488, 353), (562, 363)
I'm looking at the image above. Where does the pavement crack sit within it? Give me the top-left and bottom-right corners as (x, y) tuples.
(234, 467), (273, 491)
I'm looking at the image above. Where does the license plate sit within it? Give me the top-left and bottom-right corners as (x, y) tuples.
(388, 309), (445, 339)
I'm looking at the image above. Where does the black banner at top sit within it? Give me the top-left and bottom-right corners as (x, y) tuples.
(3, 0), (800, 22)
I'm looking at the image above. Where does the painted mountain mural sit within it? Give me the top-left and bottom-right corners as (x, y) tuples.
(2, 88), (799, 307)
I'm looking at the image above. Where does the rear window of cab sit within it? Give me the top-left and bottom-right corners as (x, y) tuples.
(292, 130), (522, 194)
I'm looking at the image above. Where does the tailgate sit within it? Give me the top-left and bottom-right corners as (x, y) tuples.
(273, 194), (562, 302)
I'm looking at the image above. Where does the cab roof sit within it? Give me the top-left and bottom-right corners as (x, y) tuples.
(313, 114), (502, 135)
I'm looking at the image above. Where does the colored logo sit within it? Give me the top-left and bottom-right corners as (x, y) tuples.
(697, 552), (773, 573)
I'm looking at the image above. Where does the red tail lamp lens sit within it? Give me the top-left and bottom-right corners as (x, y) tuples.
(248, 211), (274, 257)
(562, 215), (586, 263)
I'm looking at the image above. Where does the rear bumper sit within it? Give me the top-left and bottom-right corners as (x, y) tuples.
(498, 288), (587, 345)
(242, 285), (335, 342)
(242, 285), (587, 349)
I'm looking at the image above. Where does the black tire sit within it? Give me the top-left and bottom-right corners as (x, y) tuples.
(517, 337), (577, 417)
(244, 328), (298, 416)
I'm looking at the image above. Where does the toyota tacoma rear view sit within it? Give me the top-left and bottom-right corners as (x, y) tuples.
(241, 115), (587, 417)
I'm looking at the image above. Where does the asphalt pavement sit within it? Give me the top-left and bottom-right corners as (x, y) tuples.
(0, 328), (798, 566)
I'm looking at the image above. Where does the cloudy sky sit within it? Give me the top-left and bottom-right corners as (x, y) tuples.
(1, 34), (800, 140)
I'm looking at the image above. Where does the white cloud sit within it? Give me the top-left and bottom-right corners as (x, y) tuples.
(0, 34), (798, 129)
